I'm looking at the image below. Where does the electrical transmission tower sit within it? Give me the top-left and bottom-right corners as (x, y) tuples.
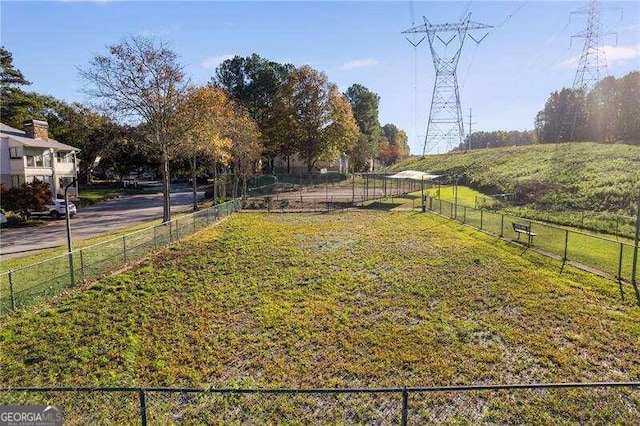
(559, 0), (614, 141)
(403, 15), (492, 156)
(571, 0), (611, 91)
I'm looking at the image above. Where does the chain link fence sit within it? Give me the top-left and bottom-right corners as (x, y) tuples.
(0, 200), (242, 315)
(1, 383), (638, 424)
(427, 197), (640, 303)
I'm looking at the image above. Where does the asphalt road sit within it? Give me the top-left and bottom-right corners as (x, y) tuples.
(0, 183), (203, 260)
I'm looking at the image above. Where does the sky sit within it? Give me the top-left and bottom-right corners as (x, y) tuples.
(1, 1), (639, 156)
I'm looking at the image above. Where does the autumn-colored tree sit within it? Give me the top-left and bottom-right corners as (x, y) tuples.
(80, 36), (189, 222)
(0, 179), (52, 220)
(377, 137), (401, 166)
(176, 86), (233, 209)
(273, 66), (359, 171)
(227, 104), (261, 198)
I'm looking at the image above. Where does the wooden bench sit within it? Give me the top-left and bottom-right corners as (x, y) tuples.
(512, 222), (536, 246)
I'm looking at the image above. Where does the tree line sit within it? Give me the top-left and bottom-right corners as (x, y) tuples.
(1, 38), (409, 222)
(535, 71), (640, 144)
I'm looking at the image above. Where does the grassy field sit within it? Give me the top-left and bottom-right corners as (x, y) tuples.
(1, 211), (639, 422)
(388, 143), (640, 236)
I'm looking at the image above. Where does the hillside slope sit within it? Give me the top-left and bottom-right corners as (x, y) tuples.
(389, 143), (640, 215)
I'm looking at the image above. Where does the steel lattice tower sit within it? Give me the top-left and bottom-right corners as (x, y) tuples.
(403, 15), (492, 156)
(572, 0), (609, 91)
(559, 0), (612, 142)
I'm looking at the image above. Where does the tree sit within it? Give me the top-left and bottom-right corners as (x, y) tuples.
(585, 76), (617, 143)
(80, 35), (189, 222)
(214, 54), (293, 166)
(615, 71), (640, 143)
(377, 136), (401, 166)
(227, 105), (261, 198)
(0, 179), (52, 221)
(0, 47), (52, 130)
(0, 46), (30, 98)
(382, 124), (410, 157)
(535, 87), (588, 143)
(273, 66), (358, 172)
(176, 86), (233, 209)
(345, 84), (382, 171)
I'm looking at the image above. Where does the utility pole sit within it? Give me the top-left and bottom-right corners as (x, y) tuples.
(467, 108), (477, 152)
(632, 197), (640, 305)
(403, 14), (492, 156)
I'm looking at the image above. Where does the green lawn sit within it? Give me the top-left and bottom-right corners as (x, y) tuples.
(1, 212), (639, 423)
(76, 186), (154, 207)
(366, 193), (637, 283)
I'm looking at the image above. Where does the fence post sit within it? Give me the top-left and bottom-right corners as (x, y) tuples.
(463, 206), (467, 224)
(193, 212), (196, 233)
(631, 198), (640, 305)
(401, 387), (408, 426)
(8, 270), (15, 311)
(500, 214), (504, 237)
(618, 242), (625, 302)
(563, 229), (569, 262)
(68, 253), (75, 288)
(123, 235), (127, 263)
(153, 226), (157, 250)
(480, 209), (484, 230)
(138, 388), (148, 426)
(80, 249), (85, 282)
(169, 221), (173, 242)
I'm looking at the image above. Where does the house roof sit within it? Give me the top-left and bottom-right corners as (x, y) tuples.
(0, 123), (80, 152)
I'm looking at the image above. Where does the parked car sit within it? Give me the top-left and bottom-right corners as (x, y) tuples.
(31, 199), (77, 220)
(0, 211), (7, 227)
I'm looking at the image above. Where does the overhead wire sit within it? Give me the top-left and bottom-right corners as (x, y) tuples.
(409, 0), (422, 152)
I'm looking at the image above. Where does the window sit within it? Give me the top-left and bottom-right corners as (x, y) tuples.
(25, 153), (51, 168)
(59, 176), (73, 188)
(9, 147), (21, 159)
(57, 152), (71, 164)
(11, 175), (24, 187)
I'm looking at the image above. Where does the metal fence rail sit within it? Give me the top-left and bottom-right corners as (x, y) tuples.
(1, 382), (638, 425)
(427, 197), (640, 304)
(0, 200), (242, 315)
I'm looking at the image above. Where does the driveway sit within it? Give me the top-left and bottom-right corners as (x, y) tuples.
(0, 183), (203, 259)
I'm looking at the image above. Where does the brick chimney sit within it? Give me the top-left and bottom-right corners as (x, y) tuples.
(23, 119), (49, 139)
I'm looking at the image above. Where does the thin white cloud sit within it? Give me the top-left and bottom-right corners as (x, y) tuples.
(200, 54), (235, 70)
(554, 44), (640, 69)
(136, 29), (160, 37)
(603, 44), (640, 65)
(338, 59), (380, 71)
(619, 23), (640, 33)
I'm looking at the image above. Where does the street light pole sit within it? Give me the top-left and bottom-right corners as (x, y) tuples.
(65, 177), (78, 286)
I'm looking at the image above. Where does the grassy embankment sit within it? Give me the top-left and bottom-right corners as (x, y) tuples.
(366, 186), (637, 281)
(388, 143), (640, 237)
(1, 212), (639, 423)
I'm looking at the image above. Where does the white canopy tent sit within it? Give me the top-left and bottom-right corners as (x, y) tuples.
(384, 170), (441, 211)
(386, 170), (441, 181)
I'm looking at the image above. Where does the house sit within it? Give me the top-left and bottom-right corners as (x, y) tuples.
(0, 120), (80, 198)
(272, 154), (350, 174)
